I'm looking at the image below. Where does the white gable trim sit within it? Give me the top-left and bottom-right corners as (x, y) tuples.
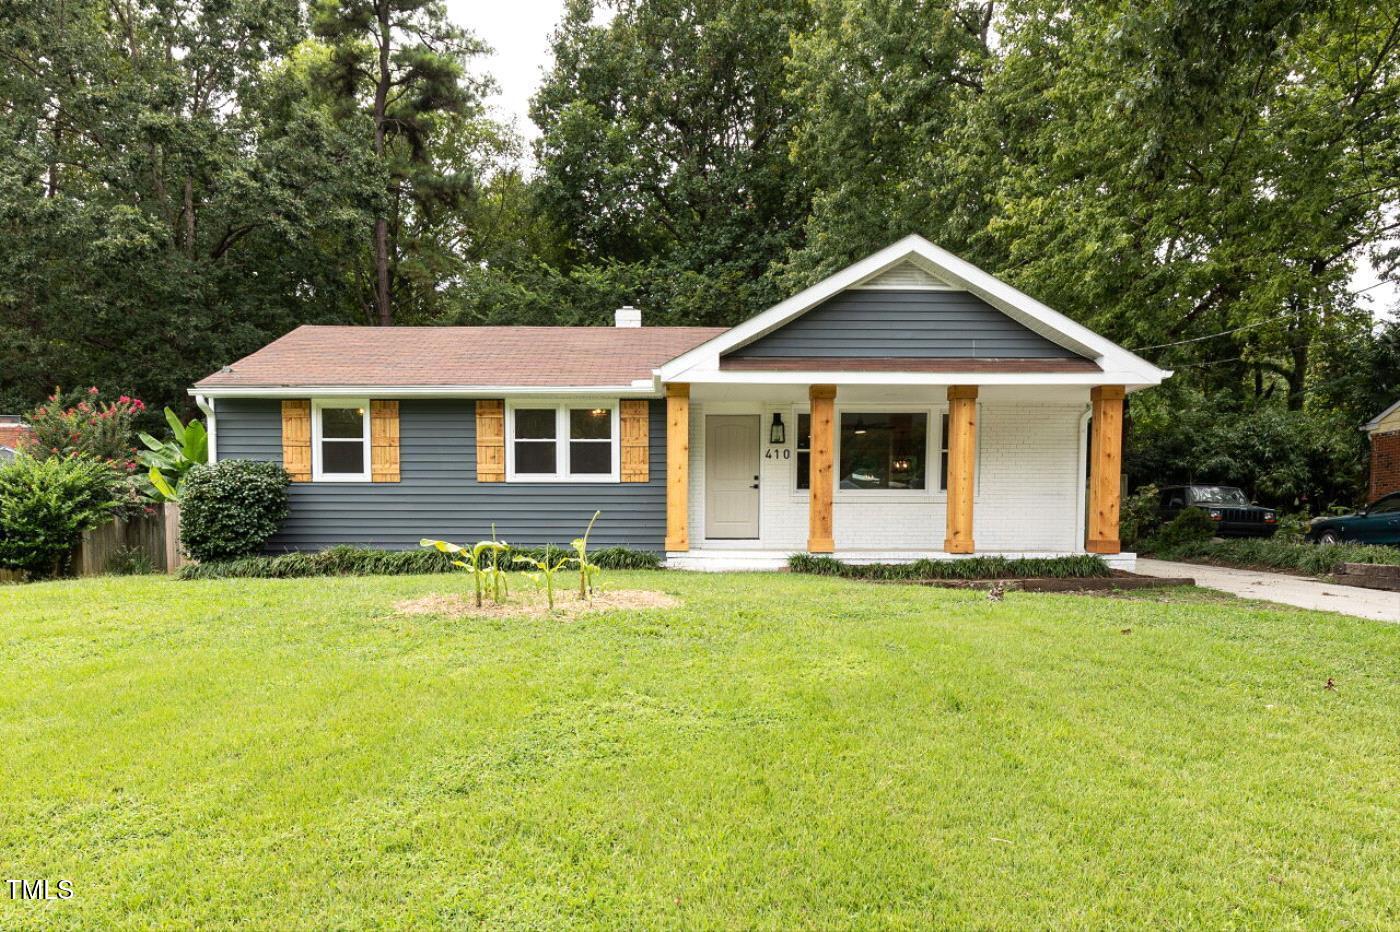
(1362, 398), (1400, 432)
(656, 235), (1171, 388)
(850, 257), (955, 290)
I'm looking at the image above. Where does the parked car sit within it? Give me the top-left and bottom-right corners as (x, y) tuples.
(1158, 485), (1278, 538)
(1306, 492), (1400, 545)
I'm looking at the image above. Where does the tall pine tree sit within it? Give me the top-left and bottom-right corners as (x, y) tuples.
(311, 0), (491, 324)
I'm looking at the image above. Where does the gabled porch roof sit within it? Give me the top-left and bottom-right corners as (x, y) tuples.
(655, 235), (1171, 391)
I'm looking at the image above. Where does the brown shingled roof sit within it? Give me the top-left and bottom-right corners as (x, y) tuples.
(195, 325), (728, 390)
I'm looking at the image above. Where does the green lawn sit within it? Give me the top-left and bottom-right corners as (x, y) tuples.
(2, 572), (1398, 928)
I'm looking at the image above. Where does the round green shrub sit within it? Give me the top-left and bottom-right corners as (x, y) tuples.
(180, 460), (290, 562)
(0, 454), (122, 578)
(1146, 506), (1217, 550)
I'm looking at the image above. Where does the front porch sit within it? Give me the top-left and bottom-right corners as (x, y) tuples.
(662, 381), (1127, 571)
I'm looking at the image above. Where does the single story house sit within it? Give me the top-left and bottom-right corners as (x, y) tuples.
(191, 236), (1170, 569)
(1364, 399), (1400, 501)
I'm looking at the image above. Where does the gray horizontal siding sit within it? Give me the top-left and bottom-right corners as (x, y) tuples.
(214, 398), (666, 552)
(727, 289), (1082, 359)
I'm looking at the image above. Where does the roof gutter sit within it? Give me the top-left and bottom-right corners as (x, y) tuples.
(189, 382), (662, 399)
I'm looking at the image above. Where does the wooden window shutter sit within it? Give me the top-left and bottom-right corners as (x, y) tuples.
(620, 400), (650, 482)
(476, 400), (505, 482)
(370, 401), (401, 482)
(281, 400), (312, 482)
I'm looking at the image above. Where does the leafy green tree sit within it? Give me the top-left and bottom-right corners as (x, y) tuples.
(0, 0), (378, 415)
(527, 0), (813, 325)
(782, 0), (995, 282)
(311, 0), (492, 324)
(966, 0), (1397, 405)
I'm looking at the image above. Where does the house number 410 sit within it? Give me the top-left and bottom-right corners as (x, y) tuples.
(764, 449), (791, 459)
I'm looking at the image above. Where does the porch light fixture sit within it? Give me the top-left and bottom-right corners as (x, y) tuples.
(852, 416), (868, 435)
(769, 412), (786, 444)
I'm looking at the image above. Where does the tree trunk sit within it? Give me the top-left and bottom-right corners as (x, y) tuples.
(182, 177), (196, 256)
(1286, 340), (1308, 410)
(371, 1), (393, 326)
(1283, 297), (1309, 410)
(48, 113), (61, 197)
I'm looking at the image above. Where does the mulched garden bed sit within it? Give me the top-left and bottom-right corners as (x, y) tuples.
(882, 570), (1195, 593)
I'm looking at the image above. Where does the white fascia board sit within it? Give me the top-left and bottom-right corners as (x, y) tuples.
(658, 369), (1166, 390)
(897, 237), (1166, 380)
(189, 384), (663, 399)
(1361, 398), (1400, 432)
(655, 234), (1171, 387)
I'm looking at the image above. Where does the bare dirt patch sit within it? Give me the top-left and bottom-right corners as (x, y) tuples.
(395, 588), (679, 619)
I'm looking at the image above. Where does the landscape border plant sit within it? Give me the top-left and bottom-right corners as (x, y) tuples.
(0, 454), (122, 579)
(1146, 538), (1400, 578)
(788, 553), (1111, 581)
(177, 545), (662, 580)
(179, 460), (290, 563)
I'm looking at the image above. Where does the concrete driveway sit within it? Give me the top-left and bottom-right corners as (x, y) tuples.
(1137, 558), (1400, 623)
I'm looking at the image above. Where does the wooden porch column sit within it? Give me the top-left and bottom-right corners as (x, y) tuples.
(808, 384), (837, 553)
(1087, 385), (1125, 554)
(665, 383), (691, 552)
(944, 386), (978, 553)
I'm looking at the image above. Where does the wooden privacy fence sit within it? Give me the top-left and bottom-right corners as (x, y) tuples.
(71, 502), (184, 576)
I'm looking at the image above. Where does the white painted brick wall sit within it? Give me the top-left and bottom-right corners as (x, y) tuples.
(974, 404), (1084, 552)
(684, 401), (1086, 554)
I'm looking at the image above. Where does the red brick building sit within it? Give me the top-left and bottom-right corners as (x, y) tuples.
(0, 414), (30, 460)
(1364, 400), (1400, 502)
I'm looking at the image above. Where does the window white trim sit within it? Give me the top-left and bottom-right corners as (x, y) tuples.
(789, 403), (981, 501)
(311, 398), (371, 482)
(505, 400), (621, 483)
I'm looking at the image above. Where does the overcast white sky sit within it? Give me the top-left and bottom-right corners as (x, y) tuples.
(447, 0), (574, 143)
(449, 1), (1397, 319)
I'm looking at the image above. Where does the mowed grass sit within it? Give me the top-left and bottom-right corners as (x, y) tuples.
(2, 573), (1398, 929)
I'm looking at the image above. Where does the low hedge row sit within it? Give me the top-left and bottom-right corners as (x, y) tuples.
(179, 544), (662, 580)
(1148, 538), (1400, 577)
(788, 553), (1111, 580)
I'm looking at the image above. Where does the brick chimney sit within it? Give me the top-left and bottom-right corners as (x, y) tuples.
(614, 305), (642, 328)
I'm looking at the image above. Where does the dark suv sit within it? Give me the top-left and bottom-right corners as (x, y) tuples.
(1159, 485), (1278, 538)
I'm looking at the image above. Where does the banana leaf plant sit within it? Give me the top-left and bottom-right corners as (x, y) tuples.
(571, 510), (602, 600)
(420, 537), (510, 608)
(513, 546), (574, 611)
(485, 525), (511, 603)
(138, 407), (209, 502)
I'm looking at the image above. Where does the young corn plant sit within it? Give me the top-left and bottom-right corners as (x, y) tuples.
(571, 510), (602, 600)
(512, 546), (573, 611)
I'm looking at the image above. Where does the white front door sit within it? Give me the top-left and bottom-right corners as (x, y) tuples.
(705, 415), (760, 539)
